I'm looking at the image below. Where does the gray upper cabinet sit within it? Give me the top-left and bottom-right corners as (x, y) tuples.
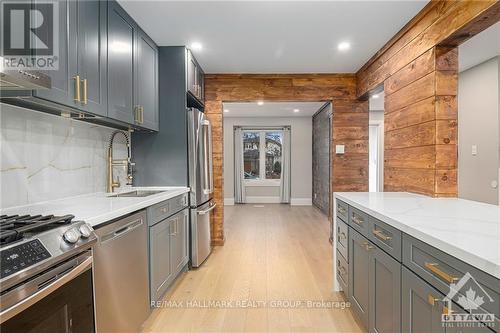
(134, 29), (159, 131)
(76, 0), (108, 116)
(349, 228), (371, 330)
(33, 0), (78, 108)
(186, 50), (204, 104)
(402, 267), (446, 333)
(34, 0), (107, 115)
(369, 246), (401, 333)
(107, 0), (135, 124)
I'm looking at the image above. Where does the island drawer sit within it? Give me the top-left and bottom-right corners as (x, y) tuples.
(369, 217), (402, 262)
(348, 206), (370, 238)
(336, 200), (348, 222)
(337, 218), (348, 261)
(149, 193), (189, 226)
(403, 234), (500, 321)
(337, 250), (349, 297)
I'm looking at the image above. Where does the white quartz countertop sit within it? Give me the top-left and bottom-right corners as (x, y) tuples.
(0, 187), (190, 228)
(334, 192), (500, 280)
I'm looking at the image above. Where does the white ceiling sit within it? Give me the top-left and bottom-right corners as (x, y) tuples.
(118, 1), (428, 73)
(459, 22), (500, 72)
(223, 102), (326, 117)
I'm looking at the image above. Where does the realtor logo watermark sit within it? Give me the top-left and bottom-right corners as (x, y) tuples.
(441, 272), (495, 330)
(1, 0), (59, 70)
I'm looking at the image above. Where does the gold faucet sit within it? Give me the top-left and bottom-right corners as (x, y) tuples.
(107, 130), (134, 193)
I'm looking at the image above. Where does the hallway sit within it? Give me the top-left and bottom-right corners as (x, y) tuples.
(142, 205), (362, 333)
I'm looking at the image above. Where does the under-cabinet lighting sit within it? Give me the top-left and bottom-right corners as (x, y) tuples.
(372, 94), (379, 99)
(293, 109), (300, 113)
(257, 101), (264, 106)
(224, 109), (229, 113)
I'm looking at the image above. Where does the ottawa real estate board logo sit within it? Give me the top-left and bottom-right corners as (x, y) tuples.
(441, 272), (495, 330)
(1, 0), (59, 70)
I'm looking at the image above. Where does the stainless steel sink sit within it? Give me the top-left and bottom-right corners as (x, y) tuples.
(108, 190), (164, 198)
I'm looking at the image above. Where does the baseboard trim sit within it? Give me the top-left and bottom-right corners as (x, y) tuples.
(290, 198), (312, 206)
(246, 196), (281, 204)
(224, 198), (235, 206)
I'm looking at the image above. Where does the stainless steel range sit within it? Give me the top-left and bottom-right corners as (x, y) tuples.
(0, 214), (97, 332)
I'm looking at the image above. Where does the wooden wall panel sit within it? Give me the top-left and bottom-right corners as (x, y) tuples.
(357, 0), (499, 197)
(204, 74), (367, 245)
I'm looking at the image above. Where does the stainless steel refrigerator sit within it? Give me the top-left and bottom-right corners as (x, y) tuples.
(187, 108), (215, 267)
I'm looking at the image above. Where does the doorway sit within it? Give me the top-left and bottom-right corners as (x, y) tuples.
(369, 91), (384, 192)
(312, 103), (332, 215)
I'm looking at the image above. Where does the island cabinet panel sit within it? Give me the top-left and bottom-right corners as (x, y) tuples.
(349, 228), (371, 330)
(369, 246), (401, 333)
(402, 267), (446, 333)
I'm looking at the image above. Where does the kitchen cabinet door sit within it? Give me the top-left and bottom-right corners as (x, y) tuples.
(186, 50), (198, 98)
(171, 210), (189, 274)
(149, 218), (173, 302)
(369, 247), (401, 333)
(402, 267), (446, 333)
(33, 0), (78, 108)
(107, 0), (135, 124)
(135, 28), (159, 131)
(349, 228), (371, 330)
(76, 0), (107, 116)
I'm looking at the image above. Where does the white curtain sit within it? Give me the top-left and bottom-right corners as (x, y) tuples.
(234, 127), (246, 203)
(280, 128), (291, 203)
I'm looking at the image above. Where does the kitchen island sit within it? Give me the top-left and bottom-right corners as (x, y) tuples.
(334, 192), (500, 333)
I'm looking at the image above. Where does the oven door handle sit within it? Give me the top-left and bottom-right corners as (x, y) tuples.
(0, 255), (92, 324)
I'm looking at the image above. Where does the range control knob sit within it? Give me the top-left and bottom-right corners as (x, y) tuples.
(63, 228), (80, 244)
(79, 224), (94, 238)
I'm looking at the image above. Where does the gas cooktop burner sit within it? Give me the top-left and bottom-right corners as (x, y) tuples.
(0, 214), (75, 246)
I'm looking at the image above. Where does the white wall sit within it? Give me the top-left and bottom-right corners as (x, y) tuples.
(223, 117), (312, 205)
(0, 103), (129, 209)
(458, 57), (500, 205)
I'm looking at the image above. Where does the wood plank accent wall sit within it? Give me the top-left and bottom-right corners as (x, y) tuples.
(204, 74), (368, 245)
(356, 0), (500, 197)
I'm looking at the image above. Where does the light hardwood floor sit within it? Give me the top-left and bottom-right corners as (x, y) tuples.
(142, 204), (362, 333)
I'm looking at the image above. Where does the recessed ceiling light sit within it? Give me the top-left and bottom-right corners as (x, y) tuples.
(190, 42), (202, 51)
(223, 109), (229, 113)
(337, 42), (351, 51)
(257, 101), (264, 106)
(372, 94), (379, 99)
(293, 109), (300, 113)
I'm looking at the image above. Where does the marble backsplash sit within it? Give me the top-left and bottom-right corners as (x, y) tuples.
(0, 103), (130, 209)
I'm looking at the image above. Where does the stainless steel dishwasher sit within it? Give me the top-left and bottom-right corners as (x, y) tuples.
(93, 210), (150, 333)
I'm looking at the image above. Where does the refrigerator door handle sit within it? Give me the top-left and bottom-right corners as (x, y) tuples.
(207, 120), (214, 194)
(202, 120), (211, 195)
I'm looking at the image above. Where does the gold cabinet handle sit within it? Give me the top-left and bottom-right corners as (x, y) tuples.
(352, 215), (364, 225)
(373, 229), (392, 241)
(363, 241), (374, 251)
(443, 305), (454, 316)
(134, 106), (140, 123)
(82, 78), (88, 105)
(427, 294), (440, 306)
(338, 206), (346, 215)
(73, 75), (81, 102)
(424, 262), (459, 284)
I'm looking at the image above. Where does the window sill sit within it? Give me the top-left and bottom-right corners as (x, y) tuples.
(244, 180), (281, 187)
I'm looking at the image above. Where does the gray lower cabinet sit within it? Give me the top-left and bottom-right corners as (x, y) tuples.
(370, 246), (401, 333)
(402, 266), (447, 333)
(349, 228), (371, 330)
(107, 0), (135, 124)
(134, 28), (159, 131)
(149, 208), (189, 303)
(349, 227), (401, 333)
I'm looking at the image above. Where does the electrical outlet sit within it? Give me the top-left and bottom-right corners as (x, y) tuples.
(336, 145), (345, 154)
(471, 145), (477, 156)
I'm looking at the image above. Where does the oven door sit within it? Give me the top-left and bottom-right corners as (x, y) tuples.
(0, 251), (94, 333)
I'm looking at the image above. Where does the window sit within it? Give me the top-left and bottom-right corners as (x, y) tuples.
(242, 130), (283, 184)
